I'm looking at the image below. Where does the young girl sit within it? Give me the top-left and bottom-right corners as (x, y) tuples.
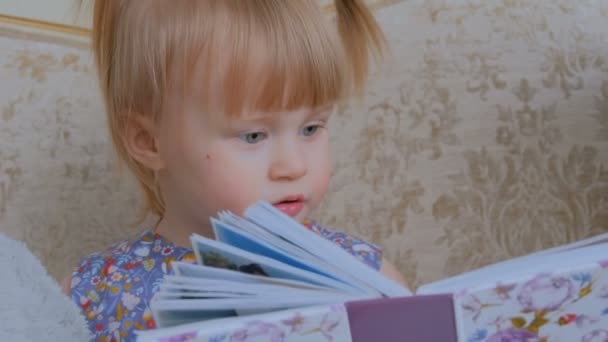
(64, 0), (408, 340)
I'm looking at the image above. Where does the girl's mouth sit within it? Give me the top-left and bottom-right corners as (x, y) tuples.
(272, 195), (305, 217)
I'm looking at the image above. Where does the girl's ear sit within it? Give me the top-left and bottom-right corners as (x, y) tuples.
(123, 113), (165, 171)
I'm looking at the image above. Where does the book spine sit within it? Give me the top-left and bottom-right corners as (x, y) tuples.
(345, 294), (458, 342)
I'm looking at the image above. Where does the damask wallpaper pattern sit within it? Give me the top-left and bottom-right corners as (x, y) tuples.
(0, 0), (606, 289)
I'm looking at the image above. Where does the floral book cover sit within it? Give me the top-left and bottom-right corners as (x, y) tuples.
(458, 260), (608, 342)
(136, 294), (457, 342)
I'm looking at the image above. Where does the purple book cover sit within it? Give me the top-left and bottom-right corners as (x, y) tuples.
(346, 294), (457, 342)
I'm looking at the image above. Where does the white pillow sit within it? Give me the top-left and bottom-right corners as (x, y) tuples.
(0, 233), (91, 341)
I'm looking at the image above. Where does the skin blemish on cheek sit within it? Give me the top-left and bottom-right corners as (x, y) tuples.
(206, 154), (212, 160)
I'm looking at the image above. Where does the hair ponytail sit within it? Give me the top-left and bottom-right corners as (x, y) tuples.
(334, 0), (387, 94)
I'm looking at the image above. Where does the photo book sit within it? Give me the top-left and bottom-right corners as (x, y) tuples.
(136, 201), (608, 342)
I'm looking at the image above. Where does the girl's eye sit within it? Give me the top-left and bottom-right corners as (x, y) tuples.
(301, 125), (322, 137)
(240, 132), (267, 144)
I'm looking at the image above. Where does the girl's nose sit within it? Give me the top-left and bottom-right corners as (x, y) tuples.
(268, 145), (307, 181)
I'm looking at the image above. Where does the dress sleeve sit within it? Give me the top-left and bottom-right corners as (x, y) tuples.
(307, 221), (383, 271)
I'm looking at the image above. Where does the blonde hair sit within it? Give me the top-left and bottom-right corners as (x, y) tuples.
(88, 0), (386, 217)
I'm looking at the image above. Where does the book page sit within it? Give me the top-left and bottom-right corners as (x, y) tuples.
(244, 201), (412, 297)
(217, 211), (315, 262)
(190, 233), (366, 295)
(151, 294), (359, 328)
(158, 280), (337, 299)
(172, 262), (340, 292)
(211, 217), (377, 295)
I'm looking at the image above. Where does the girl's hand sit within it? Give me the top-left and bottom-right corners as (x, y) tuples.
(380, 258), (410, 289)
(60, 276), (71, 296)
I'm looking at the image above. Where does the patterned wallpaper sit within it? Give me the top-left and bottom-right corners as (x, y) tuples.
(0, 0), (607, 289)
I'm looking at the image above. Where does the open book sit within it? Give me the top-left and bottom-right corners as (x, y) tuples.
(137, 201), (608, 341)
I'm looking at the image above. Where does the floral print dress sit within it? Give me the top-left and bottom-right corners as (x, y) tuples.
(70, 221), (383, 342)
